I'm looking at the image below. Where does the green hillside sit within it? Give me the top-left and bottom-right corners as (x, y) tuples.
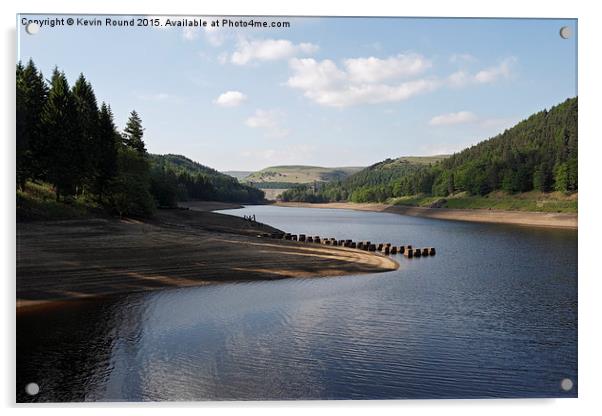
(281, 97), (577, 211)
(149, 154), (265, 205)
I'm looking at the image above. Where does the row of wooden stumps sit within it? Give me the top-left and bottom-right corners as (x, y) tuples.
(260, 232), (436, 258)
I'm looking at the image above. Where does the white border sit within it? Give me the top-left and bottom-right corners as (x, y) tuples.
(2, 1), (600, 415)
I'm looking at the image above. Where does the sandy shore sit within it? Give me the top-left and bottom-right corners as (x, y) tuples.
(17, 203), (398, 311)
(275, 202), (577, 229)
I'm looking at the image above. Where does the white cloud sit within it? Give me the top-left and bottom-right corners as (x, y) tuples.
(287, 58), (346, 91)
(474, 58), (514, 83)
(286, 56), (439, 108)
(305, 79), (440, 107)
(214, 91), (247, 107)
(429, 111), (478, 126)
(287, 54), (517, 108)
(344, 54), (432, 83)
(229, 38), (318, 65)
(448, 57), (516, 87)
(245, 109), (289, 138)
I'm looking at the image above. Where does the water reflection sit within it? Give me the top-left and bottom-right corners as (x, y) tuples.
(17, 206), (577, 401)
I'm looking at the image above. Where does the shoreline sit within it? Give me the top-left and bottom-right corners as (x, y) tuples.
(274, 202), (577, 229)
(17, 201), (398, 312)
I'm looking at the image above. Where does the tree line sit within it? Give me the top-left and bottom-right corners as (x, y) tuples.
(17, 60), (264, 217)
(281, 97), (577, 203)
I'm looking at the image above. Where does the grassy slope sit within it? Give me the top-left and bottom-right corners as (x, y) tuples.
(17, 182), (104, 221)
(391, 191), (577, 213)
(244, 165), (364, 185)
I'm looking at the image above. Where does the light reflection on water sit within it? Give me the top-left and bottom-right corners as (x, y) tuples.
(17, 206), (577, 401)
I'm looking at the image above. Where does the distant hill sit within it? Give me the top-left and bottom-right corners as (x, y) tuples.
(244, 165), (364, 186)
(281, 97), (577, 203)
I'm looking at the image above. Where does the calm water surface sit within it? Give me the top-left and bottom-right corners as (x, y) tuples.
(17, 206), (577, 401)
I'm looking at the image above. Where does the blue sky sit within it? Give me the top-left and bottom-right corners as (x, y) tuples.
(17, 15), (577, 171)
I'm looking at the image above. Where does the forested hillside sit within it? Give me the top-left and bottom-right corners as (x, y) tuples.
(281, 98), (577, 204)
(148, 154), (264, 207)
(16, 60), (263, 220)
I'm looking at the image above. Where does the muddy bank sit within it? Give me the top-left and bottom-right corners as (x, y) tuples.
(17, 207), (398, 310)
(275, 202), (577, 229)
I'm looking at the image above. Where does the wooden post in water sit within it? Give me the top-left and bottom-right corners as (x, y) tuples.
(404, 248), (414, 258)
(299, 234), (306, 242)
(390, 246), (397, 254)
(429, 247), (436, 256)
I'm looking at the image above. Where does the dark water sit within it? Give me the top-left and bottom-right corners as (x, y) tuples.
(17, 206), (577, 401)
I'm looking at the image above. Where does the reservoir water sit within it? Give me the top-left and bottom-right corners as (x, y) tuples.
(17, 205), (577, 401)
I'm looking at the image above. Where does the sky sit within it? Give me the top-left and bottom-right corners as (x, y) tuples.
(17, 15), (577, 171)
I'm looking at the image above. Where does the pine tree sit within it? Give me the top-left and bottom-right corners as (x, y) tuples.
(122, 110), (146, 153)
(72, 74), (99, 194)
(41, 68), (80, 200)
(93, 103), (119, 202)
(16, 60), (48, 188)
(107, 146), (155, 217)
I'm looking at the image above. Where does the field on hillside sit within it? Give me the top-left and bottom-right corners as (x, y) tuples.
(380, 155), (449, 167)
(244, 165), (364, 184)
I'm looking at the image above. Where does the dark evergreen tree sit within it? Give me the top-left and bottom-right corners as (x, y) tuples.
(16, 60), (48, 188)
(107, 146), (155, 217)
(122, 110), (146, 154)
(94, 103), (119, 202)
(72, 73), (99, 194)
(41, 68), (80, 200)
